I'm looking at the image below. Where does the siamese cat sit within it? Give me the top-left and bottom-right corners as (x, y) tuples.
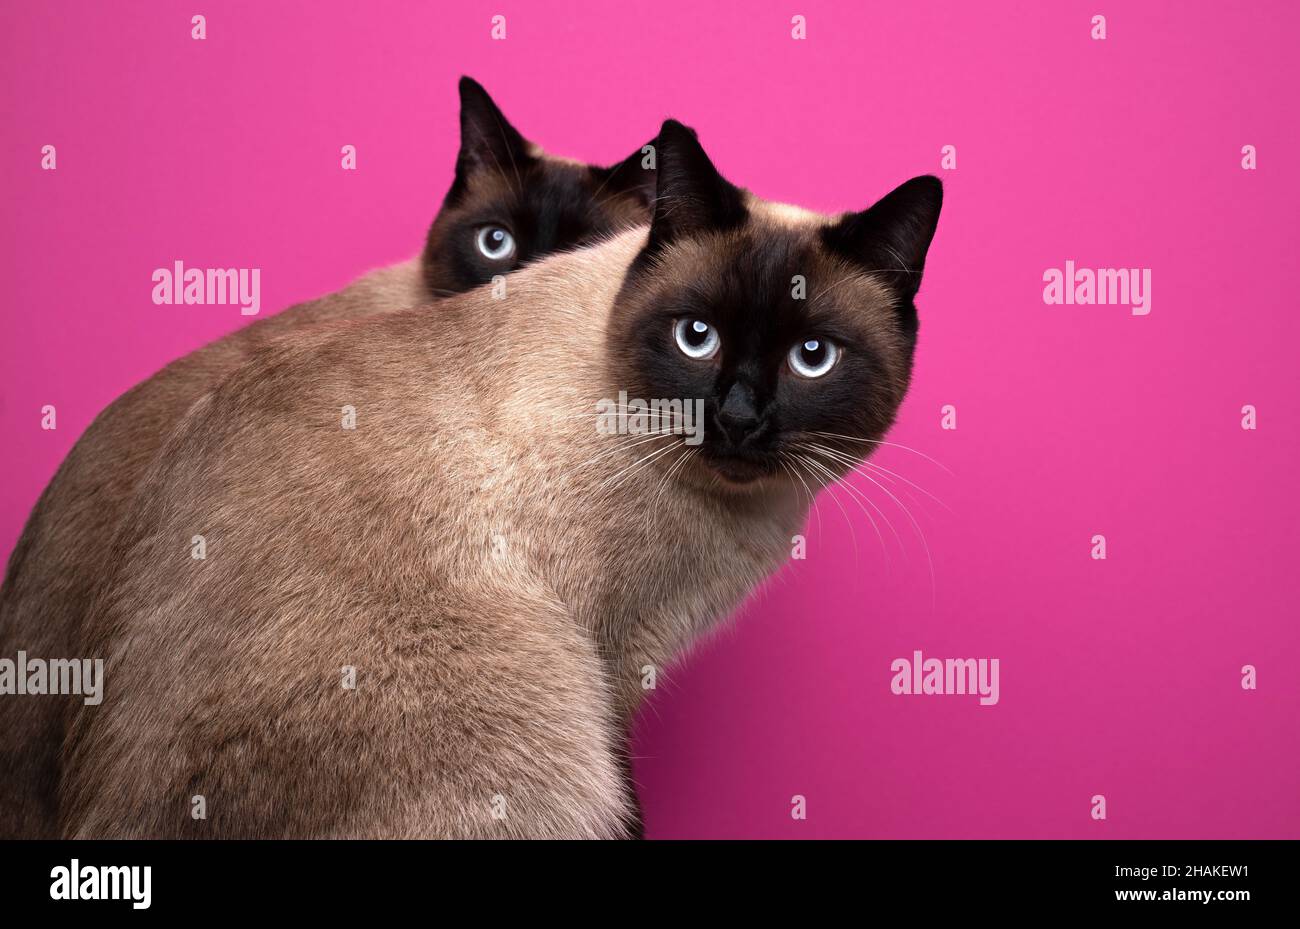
(58, 120), (942, 839)
(0, 76), (654, 838)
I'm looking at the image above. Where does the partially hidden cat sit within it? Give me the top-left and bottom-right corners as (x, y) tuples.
(0, 76), (655, 838)
(58, 119), (942, 839)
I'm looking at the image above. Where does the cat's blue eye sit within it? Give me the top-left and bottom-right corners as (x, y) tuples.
(674, 318), (720, 360)
(475, 225), (516, 261)
(788, 338), (839, 378)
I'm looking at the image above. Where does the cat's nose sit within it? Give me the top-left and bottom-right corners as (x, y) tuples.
(716, 382), (761, 444)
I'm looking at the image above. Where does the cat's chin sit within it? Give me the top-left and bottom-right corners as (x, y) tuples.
(696, 453), (781, 491)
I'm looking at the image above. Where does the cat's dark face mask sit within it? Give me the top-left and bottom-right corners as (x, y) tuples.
(422, 77), (654, 297)
(606, 120), (943, 490)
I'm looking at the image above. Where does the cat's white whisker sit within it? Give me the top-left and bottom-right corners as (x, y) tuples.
(853, 465), (937, 608)
(795, 441), (909, 563)
(793, 452), (860, 569)
(597, 437), (682, 495)
(775, 458), (799, 504)
(800, 441), (949, 516)
(653, 446), (697, 513)
(858, 460), (949, 514)
(574, 431), (675, 472)
(780, 453), (823, 543)
(795, 444), (903, 540)
(796, 451), (892, 570)
(808, 431), (952, 474)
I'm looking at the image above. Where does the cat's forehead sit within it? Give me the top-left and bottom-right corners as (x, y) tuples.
(674, 215), (889, 299)
(744, 195), (832, 231)
(482, 154), (587, 198)
(525, 142), (587, 170)
(650, 215), (901, 341)
(448, 154), (609, 226)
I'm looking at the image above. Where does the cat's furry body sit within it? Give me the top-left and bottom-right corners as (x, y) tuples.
(59, 227), (806, 838)
(0, 78), (652, 838)
(12, 118), (939, 839)
(0, 263), (426, 838)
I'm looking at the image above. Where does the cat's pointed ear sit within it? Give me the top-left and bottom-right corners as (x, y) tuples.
(646, 119), (747, 252)
(823, 176), (943, 302)
(449, 76), (533, 201)
(589, 139), (660, 207)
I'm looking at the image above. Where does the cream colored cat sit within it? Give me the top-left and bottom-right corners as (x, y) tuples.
(0, 77), (653, 838)
(58, 121), (941, 838)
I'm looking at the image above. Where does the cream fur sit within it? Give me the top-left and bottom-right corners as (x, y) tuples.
(57, 228), (817, 838)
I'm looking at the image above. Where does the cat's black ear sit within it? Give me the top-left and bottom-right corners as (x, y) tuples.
(822, 176), (943, 302)
(646, 119), (747, 252)
(449, 77), (533, 202)
(589, 140), (660, 207)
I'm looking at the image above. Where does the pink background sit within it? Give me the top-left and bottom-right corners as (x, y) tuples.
(2, 1), (1297, 838)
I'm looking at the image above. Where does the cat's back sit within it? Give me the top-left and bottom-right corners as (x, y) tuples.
(86, 287), (517, 636)
(0, 260), (426, 837)
(61, 291), (634, 839)
(0, 257), (426, 624)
